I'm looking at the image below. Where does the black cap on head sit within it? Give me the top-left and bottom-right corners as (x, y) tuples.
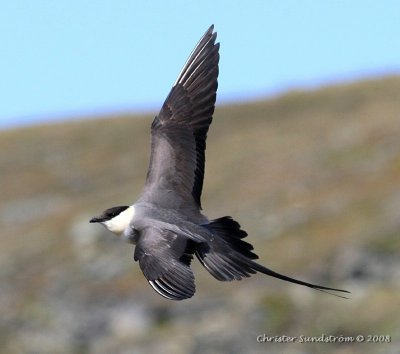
(90, 206), (129, 223)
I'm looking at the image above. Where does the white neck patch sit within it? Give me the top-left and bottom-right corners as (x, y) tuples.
(104, 205), (135, 236)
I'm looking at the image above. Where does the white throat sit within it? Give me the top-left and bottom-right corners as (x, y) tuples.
(104, 205), (135, 236)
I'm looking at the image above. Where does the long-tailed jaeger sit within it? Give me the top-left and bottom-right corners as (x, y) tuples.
(90, 25), (349, 300)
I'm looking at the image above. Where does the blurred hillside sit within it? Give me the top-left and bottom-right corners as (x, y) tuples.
(1, 76), (399, 354)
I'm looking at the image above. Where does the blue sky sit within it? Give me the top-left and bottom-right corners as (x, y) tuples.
(1, 1), (399, 129)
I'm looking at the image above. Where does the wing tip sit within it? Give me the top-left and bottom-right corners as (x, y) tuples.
(148, 279), (195, 301)
(206, 24), (215, 36)
(173, 25), (219, 87)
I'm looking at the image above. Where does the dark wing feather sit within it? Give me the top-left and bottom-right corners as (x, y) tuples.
(140, 25), (219, 211)
(134, 228), (196, 300)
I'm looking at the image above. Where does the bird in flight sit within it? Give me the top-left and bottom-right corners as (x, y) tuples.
(90, 25), (349, 300)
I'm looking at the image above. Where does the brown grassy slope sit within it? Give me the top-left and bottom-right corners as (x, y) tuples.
(0, 76), (399, 354)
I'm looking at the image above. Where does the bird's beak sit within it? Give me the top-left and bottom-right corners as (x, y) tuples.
(89, 216), (102, 223)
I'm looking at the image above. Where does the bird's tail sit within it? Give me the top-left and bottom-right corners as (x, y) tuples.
(196, 216), (350, 298)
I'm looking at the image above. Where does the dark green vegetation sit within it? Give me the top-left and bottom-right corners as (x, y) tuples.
(1, 76), (399, 353)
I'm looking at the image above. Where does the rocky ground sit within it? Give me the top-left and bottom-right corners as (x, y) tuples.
(1, 76), (399, 353)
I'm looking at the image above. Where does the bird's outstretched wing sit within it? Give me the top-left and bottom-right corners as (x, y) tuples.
(139, 25), (219, 211)
(134, 228), (196, 300)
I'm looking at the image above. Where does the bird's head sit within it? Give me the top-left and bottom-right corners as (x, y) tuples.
(90, 205), (134, 235)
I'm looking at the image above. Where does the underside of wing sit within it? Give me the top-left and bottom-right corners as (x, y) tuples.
(140, 26), (220, 211)
(134, 228), (197, 300)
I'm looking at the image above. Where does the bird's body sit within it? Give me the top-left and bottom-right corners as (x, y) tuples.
(90, 26), (349, 300)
